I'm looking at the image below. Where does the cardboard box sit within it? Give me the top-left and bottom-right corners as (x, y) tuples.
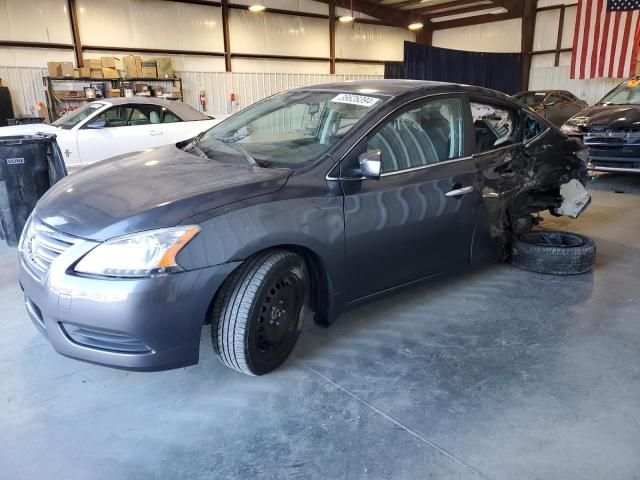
(101, 67), (119, 79)
(123, 55), (143, 78)
(106, 88), (121, 98)
(155, 57), (174, 78)
(134, 84), (150, 93)
(101, 56), (122, 70)
(85, 58), (102, 69)
(78, 66), (91, 77)
(140, 60), (157, 78)
(90, 68), (103, 79)
(47, 61), (74, 78)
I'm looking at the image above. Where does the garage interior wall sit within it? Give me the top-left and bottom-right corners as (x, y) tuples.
(0, 0), (415, 116)
(432, 0), (625, 105)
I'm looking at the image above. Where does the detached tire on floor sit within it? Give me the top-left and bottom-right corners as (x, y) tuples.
(210, 249), (308, 376)
(509, 230), (596, 275)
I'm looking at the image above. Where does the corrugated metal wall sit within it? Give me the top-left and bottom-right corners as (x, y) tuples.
(0, 66), (383, 117)
(529, 64), (620, 105)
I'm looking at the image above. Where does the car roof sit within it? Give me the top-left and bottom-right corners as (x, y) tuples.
(297, 79), (515, 102)
(92, 97), (209, 121)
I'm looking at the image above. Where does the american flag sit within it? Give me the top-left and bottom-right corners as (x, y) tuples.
(570, 0), (640, 79)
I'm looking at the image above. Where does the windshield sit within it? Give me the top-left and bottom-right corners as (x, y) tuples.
(599, 79), (640, 105)
(514, 92), (546, 107)
(195, 90), (386, 168)
(52, 102), (105, 129)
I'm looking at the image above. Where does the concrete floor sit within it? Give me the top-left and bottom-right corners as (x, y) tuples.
(1, 173), (639, 480)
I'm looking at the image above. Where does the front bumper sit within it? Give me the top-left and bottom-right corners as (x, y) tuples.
(18, 231), (239, 371)
(583, 132), (640, 173)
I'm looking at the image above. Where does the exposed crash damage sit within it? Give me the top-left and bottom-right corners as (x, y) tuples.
(471, 101), (590, 259)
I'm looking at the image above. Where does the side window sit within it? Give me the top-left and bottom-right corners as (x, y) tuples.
(163, 109), (181, 123)
(366, 97), (463, 173)
(546, 93), (563, 105)
(471, 102), (518, 153)
(129, 105), (163, 126)
(92, 106), (132, 128)
(524, 114), (547, 142)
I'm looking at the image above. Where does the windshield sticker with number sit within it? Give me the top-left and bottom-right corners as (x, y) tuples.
(331, 94), (380, 107)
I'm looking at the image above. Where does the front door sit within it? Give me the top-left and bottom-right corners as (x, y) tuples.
(77, 104), (167, 164)
(341, 96), (479, 301)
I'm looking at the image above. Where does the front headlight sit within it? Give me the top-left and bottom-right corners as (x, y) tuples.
(75, 226), (200, 278)
(560, 123), (582, 136)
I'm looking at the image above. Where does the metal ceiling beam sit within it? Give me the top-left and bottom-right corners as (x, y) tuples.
(313, 0), (412, 27)
(430, 11), (518, 30)
(391, 0), (488, 13)
(424, 3), (502, 19)
(487, 0), (525, 16)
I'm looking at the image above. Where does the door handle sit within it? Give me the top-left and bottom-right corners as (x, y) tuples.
(445, 185), (474, 197)
(148, 130), (164, 136)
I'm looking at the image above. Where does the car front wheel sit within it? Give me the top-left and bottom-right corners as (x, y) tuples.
(210, 249), (308, 375)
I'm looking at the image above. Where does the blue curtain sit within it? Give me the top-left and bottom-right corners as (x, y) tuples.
(402, 41), (522, 95)
(384, 61), (404, 79)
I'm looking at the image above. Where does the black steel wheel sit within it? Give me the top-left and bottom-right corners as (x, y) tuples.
(509, 230), (596, 275)
(211, 250), (308, 375)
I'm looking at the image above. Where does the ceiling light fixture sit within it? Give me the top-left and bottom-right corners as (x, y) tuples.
(408, 22), (423, 31)
(248, 4), (266, 12)
(339, 15), (354, 23)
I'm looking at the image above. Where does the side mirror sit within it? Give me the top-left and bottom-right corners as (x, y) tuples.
(358, 150), (382, 180)
(86, 118), (108, 129)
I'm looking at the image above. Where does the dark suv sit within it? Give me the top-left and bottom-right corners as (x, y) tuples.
(562, 76), (640, 173)
(18, 81), (589, 376)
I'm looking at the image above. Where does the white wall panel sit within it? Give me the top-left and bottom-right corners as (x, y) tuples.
(232, 58), (329, 73)
(0, 66), (47, 117)
(0, 0), (72, 44)
(533, 9), (560, 52)
(77, 0), (224, 52)
(529, 65), (620, 105)
(229, 10), (329, 57)
(0, 47), (75, 67)
(335, 23), (414, 61)
(232, 0), (328, 15)
(561, 6), (577, 49)
(335, 62), (384, 75)
(432, 19), (522, 53)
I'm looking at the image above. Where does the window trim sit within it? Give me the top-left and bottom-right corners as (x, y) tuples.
(469, 97), (522, 155)
(330, 93), (468, 180)
(523, 112), (550, 147)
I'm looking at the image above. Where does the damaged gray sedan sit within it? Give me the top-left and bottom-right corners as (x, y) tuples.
(18, 80), (592, 376)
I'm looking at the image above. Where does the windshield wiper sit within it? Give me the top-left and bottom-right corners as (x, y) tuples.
(214, 137), (260, 167)
(189, 141), (208, 159)
(227, 141), (259, 167)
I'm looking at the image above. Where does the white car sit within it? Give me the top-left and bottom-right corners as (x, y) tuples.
(0, 98), (224, 167)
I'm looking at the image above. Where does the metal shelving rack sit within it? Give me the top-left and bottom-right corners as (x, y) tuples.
(43, 76), (184, 121)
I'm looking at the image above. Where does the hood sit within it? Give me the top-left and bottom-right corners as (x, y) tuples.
(0, 123), (62, 137)
(571, 104), (640, 129)
(36, 145), (291, 241)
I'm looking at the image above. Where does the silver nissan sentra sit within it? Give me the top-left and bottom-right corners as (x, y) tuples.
(17, 80), (590, 376)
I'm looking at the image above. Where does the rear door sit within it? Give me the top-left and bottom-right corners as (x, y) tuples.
(341, 95), (480, 300)
(468, 97), (524, 260)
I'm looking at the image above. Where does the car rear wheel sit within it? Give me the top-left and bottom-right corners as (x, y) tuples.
(210, 249), (308, 375)
(509, 230), (596, 275)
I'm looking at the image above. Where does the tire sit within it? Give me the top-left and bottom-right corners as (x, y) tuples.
(509, 230), (596, 275)
(210, 250), (308, 375)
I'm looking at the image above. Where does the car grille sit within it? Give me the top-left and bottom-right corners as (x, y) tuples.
(20, 217), (81, 282)
(61, 323), (152, 354)
(583, 127), (640, 169)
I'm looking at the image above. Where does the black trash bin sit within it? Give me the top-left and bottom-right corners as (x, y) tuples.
(0, 134), (67, 246)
